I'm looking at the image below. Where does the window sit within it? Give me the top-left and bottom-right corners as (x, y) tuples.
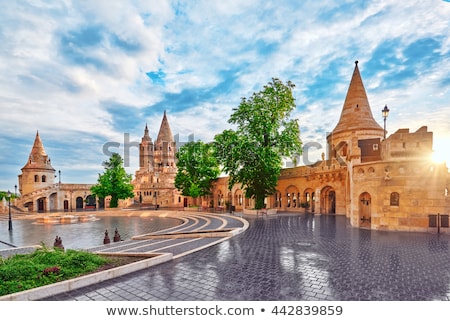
(34, 175), (39, 182)
(42, 175), (46, 182)
(390, 192), (400, 206)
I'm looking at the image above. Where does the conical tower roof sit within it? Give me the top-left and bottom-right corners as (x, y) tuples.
(331, 61), (383, 136)
(22, 131), (55, 171)
(156, 110), (174, 143)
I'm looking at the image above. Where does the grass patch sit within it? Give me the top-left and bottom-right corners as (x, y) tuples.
(0, 246), (111, 296)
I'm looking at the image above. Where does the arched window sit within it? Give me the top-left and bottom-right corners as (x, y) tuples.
(390, 192), (400, 206)
(42, 175), (46, 182)
(34, 175), (39, 182)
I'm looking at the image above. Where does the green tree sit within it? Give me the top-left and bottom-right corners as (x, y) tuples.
(175, 141), (220, 205)
(214, 78), (302, 209)
(91, 153), (134, 208)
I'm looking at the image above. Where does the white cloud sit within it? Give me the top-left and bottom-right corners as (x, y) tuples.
(1, 0), (450, 190)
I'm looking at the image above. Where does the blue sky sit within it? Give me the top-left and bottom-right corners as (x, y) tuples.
(1, 0), (450, 192)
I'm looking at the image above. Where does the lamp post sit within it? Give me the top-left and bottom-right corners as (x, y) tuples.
(7, 190), (12, 231)
(382, 105), (390, 139)
(154, 172), (159, 210)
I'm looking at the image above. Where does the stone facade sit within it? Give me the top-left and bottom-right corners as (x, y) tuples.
(16, 132), (99, 212)
(132, 111), (184, 208)
(210, 62), (450, 233)
(12, 62), (450, 234)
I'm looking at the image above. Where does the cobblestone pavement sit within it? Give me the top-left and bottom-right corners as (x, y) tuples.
(43, 213), (450, 301)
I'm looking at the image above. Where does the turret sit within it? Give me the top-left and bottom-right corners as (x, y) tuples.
(154, 111), (176, 168)
(18, 131), (56, 195)
(139, 124), (154, 170)
(327, 61), (384, 162)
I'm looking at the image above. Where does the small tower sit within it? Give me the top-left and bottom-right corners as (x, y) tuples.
(139, 124), (154, 171)
(154, 110), (176, 169)
(18, 131), (56, 196)
(327, 61), (384, 161)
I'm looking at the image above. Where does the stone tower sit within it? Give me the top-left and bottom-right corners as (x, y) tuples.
(139, 124), (154, 171)
(133, 111), (181, 208)
(327, 61), (384, 163)
(18, 131), (56, 196)
(154, 110), (176, 168)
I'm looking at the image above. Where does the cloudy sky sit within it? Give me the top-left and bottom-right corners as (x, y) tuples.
(1, 0), (449, 192)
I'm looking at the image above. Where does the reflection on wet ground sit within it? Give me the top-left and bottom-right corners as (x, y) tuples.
(43, 213), (450, 301)
(0, 215), (182, 250)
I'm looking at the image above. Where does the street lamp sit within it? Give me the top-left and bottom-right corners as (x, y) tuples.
(7, 190), (12, 231)
(382, 105), (390, 139)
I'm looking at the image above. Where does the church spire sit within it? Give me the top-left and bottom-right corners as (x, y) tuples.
(331, 61), (383, 136)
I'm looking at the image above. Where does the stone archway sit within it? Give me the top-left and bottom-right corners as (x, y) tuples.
(359, 192), (372, 229)
(286, 185), (300, 210)
(76, 197), (84, 210)
(234, 189), (243, 209)
(303, 188), (314, 212)
(37, 197), (46, 212)
(321, 186), (336, 214)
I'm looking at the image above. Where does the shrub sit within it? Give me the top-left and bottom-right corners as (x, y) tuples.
(0, 247), (110, 296)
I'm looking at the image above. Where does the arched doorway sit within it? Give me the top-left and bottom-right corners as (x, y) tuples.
(37, 198), (46, 212)
(359, 192), (371, 228)
(85, 195), (96, 209)
(234, 189), (243, 210)
(64, 200), (69, 212)
(76, 197), (84, 211)
(321, 186), (336, 214)
(304, 188), (314, 212)
(286, 185), (300, 210)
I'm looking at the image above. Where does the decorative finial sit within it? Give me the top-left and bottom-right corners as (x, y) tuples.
(355, 60), (359, 66)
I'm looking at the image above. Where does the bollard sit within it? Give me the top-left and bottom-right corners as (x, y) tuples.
(103, 230), (110, 244)
(113, 228), (121, 242)
(53, 236), (64, 250)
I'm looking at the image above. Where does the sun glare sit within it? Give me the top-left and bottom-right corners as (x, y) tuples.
(431, 149), (449, 164)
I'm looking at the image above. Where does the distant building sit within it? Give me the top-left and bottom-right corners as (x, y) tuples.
(17, 132), (96, 212)
(12, 62), (450, 233)
(211, 62), (450, 232)
(132, 111), (184, 208)
(14, 111), (184, 212)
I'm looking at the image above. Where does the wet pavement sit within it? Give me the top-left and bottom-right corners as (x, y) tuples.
(41, 213), (450, 301)
(0, 215), (183, 251)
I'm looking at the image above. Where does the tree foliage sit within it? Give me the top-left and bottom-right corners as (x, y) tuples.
(175, 141), (220, 202)
(214, 78), (302, 209)
(90, 153), (134, 208)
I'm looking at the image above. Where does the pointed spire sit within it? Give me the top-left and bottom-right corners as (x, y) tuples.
(22, 131), (55, 170)
(156, 110), (174, 143)
(331, 61), (383, 136)
(31, 131), (46, 157)
(142, 123), (152, 142)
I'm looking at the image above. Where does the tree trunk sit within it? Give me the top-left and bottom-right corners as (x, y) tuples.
(110, 196), (119, 208)
(254, 194), (265, 209)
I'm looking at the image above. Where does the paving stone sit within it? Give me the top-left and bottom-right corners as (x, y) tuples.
(36, 214), (450, 301)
